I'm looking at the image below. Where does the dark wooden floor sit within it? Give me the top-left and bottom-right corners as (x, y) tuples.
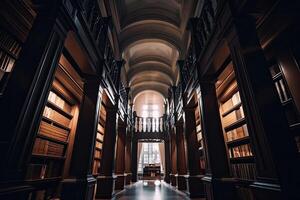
(107, 180), (201, 200)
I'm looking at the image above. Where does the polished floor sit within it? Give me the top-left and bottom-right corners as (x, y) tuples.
(112, 180), (191, 200)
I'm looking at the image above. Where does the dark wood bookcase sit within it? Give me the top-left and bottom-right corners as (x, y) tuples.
(93, 103), (107, 175)
(0, 28), (22, 94)
(195, 93), (206, 173)
(216, 62), (257, 181)
(26, 54), (82, 199)
(268, 61), (300, 152)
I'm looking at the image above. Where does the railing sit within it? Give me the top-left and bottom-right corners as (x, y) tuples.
(177, 0), (217, 95)
(80, 0), (109, 55)
(134, 116), (165, 133)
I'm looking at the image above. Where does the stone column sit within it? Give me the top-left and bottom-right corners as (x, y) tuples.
(227, 15), (300, 199)
(61, 76), (102, 200)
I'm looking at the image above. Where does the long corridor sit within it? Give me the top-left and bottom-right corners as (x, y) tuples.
(112, 181), (193, 200)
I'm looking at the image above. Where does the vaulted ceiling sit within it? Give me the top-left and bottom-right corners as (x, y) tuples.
(102, 0), (198, 99)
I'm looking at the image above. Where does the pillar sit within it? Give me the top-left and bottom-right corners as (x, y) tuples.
(61, 76), (102, 200)
(199, 81), (236, 200)
(170, 128), (178, 187)
(227, 15), (300, 199)
(183, 105), (205, 198)
(175, 120), (188, 191)
(131, 112), (138, 182)
(125, 102), (133, 185)
(96, 106), (119, 198)
(114, 122), (126, 190)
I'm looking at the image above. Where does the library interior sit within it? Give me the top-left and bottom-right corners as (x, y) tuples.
(0, 0), (299, 199)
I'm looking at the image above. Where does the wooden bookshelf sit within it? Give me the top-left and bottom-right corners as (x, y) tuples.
(0, 28), (22, 93)
(26, 87), (74, 181)
(93, 103), (107, 175)
(25, 52), (84, 200)
(269, 62), (300, 152)
(195, 100), (205, 173)
(216, 63), (256, 181)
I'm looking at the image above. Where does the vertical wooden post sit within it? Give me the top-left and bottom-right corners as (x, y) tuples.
(61, 76), (102, 200)
(183, 105), (205, 198)
(175, 121), (188, 191)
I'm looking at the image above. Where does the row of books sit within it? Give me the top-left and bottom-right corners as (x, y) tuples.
(229, 143), (253, 158)
(221, 92), (241, 113)
(231, 163), (256, 180)
(222, 106), (245, 128)
(225, 124), (249, 142)
(274, 78), (290, 103)
(95, 149), (102, 158)
(93, 160), (101, 174)
(0, 30), (21, 55)
(97, 123), (105, 135)
(32, 138), (65, 157)
(96, 132), (104, 141)
(43, 106), (71, 127)
(39, 121), (69, 142)
(48, 91), (72, 113)
(0, 52), (15, 72)
(95, 141), (103, 149)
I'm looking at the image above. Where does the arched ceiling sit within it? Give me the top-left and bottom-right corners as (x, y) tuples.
(104, 0), (198, 99)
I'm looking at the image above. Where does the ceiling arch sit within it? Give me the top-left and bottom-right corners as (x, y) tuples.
(106, 0), (197, 99)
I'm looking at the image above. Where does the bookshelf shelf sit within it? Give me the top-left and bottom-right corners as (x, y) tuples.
(222, 102), (242, 117)
(42, 116), (71, 131)
(46, 101), (73, 119)
(227, 136), (250, 147)
(37, 134), (68, 145)
(31, 154), (66, 161)
(230, 156), (255, 164)
(224, 118), (246, 132)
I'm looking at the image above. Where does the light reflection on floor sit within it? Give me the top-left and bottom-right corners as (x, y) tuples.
(111, 180), (191, 200)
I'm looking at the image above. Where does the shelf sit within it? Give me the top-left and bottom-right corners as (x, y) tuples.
(272, 72), (282, 81)
(227, 136), (250, 147)
(26, 177), (62, 185)
(282, 98), (293, 106)
(0, 44), (19, 59)
(42, 116), (71, 131)
(32, 154), (66, 161)
(222, 102), (242, 117)
(230, 156), (255, 164)
(224, 118), (246, 132)
(47, 101), (73, 119)
(95, 147), (102, 151)
(37, 133), (68, 145)
(96, 138), (103, 143)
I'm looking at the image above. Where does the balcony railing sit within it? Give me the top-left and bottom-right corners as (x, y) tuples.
(178, 0), (217, 94)
(133, 116), (165, 133)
